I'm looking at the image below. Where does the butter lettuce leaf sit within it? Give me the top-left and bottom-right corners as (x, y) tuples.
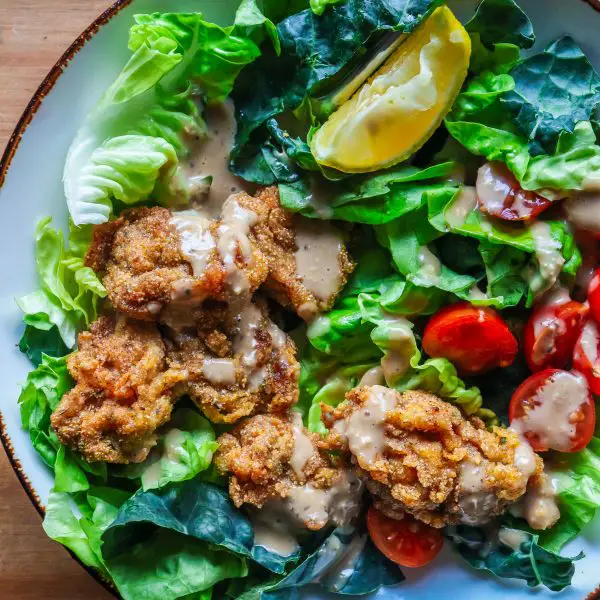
(117, 408), (218, 491)
(539, 437), (600, 553)
(17, 218), (106, 349)
(65, 8), (270, 224)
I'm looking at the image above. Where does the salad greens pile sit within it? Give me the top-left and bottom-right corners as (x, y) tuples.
(14, 0), (600, 598)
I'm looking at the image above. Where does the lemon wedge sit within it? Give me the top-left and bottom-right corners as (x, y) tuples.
(310, 6), (471, 173)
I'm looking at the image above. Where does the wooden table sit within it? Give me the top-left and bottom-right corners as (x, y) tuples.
(0, 3), (114, 597)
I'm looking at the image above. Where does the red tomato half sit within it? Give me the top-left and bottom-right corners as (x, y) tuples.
(523, 300), (588, 372)
(422, 302), (518, 375)
(367, 507), (443, 568)
(574, 320), (600, 395)
(509, 369), (595, 452)
(476, 162), (552, 221)
(589, 268), (600, 324)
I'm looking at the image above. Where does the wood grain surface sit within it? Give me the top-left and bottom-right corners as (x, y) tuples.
(0, 2), (114, 597)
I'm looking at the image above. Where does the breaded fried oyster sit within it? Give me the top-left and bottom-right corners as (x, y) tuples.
(323, 385), (545, 528)
(248, 187), (355, 322)
(51, 315), (185, 463)
(215, 413), (363, 530)
(86, 187), (354, 323)
(164, 299), (299, 423)
(85, 200), (268, 321)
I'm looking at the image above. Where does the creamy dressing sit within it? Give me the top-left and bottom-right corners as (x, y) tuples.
(359, 366), (385, 386)
(459, 461), (485, 493)
(294, 218), (345, 306)
(522, 473), (560, 530)
(233, 303), (263, 375)
(565, 192), (600, 234)
(498, 527), (528, 551)
(415, 245), (442, 286)
(321, 534), (368, 592)
(511, 370), (589, 452)
(170, 211), (216, 276)
(579, 320), (599, 364)
(513, 438), (537, 481)
(180, 100), (246, 217)
(217, 196), (258, 294)
(379, 318), (415, 386)
(201, 358), (237, 386)
(285, 469), (362, 528)
(527, 221), (565, 297)
(290, 413), (316, 479)
(249, 501), (300, 556)
(333, 385), (397, 467)
(446, 185), (478, 227)
(476, 163), (509, 214)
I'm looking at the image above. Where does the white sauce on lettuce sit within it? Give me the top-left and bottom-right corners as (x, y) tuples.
(527, 221), (565, 298)
(295, 218), (344, 307)
(181, 100), (246, 217)
(445, 185), (477, 227)
(565, 192), (600, 235)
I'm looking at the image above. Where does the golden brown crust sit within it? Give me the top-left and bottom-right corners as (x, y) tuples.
(51, 315), (185, 464)
(323, 387), (542, 528)
(251, 187), (355, 320)
(214, 414), (340, 513)
(164, 300), (299, 423)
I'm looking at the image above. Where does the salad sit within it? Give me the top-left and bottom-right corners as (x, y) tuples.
(15, 0), (600, 598)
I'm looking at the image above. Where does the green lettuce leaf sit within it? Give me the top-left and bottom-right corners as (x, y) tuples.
(447, 522), (582, 592)
(118, 407), (218, 491)
(65, 8), (269, 224)
(106, 530), (247, 600)
(102, 480), (300, 575)
(16, 218), (106, 349)
(231, 0), (442, 184)
(279, 162), (459, 224)
(539, 437), (600, 552)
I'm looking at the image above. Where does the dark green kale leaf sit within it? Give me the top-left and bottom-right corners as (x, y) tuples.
(502, 36), (600, 154)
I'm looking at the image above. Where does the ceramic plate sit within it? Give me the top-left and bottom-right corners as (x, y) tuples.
(1, 1), (599, 598)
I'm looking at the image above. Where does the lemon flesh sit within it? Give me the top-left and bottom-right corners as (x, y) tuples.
(310, 6), (471, 173)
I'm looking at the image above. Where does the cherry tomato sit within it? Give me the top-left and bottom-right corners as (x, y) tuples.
(573, 320), (600, 395)
(509, 368), (595, 452)
(523, 300), (588, 372)
(476, 162), (552, 221)
(589, 268), (600, 324)
(422, 302), (518, 375)
(367, 506), (443, 568)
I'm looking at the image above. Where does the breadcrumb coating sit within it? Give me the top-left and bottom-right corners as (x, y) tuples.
(164, 300), (299, 423)
(215, 413), (352, 529)
(51, 316), (185, 463)
(323, 386), (543, 528)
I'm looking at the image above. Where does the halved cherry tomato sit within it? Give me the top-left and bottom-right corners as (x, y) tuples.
(422, 302), (518, 375)
(509, 368), (595, 452)
(523, 300), (588, 372)
(476, 162), (552, 221)
(589, 268), (600, 324)
(367, 506), (443, 568)
(573, 320), (600, 395)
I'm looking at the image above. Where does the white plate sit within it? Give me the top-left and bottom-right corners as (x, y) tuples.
(0, 1), (599, 598)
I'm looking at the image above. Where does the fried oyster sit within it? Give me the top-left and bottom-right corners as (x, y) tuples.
(323, 385), (545, 528)
(51, 315), (185, 463)
(215, 413), (363, 530)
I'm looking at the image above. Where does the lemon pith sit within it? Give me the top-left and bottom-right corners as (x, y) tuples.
(310, 6), (471, 173)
